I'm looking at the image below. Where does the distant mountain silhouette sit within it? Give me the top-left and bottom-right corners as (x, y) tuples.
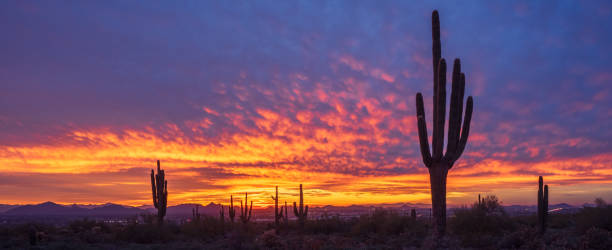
(0, 204), (20, 213)
(89, 203), (143, 216)
(5, 202), (89, 215)
(0, 201), (584, 217)
(166, 202), (220, 216)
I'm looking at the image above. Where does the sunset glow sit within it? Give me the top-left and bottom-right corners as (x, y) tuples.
(1, 1), (611, 207)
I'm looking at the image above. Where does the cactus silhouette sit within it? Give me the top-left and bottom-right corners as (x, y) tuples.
(282, 201), (289, 225)
(228, 195), (236, 223)
(415, 10), (474, 236)
(150, 160), (168, 224)
(411, 208), (417, 220)
(192, 205), (200, 221)
(538, 176), (549, 234)
(271, 186), (282, 226)
(293, 184), (308, 226)
(240, 192), (253, 224)
(219, 204), (224, 222)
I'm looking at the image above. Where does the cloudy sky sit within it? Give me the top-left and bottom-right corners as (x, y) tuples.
(1, 0), (611, 207)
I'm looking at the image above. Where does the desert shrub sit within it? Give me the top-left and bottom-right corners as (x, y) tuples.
(67, 218), (114, 243)
(580, 227), (612, 250)
(498, 225), (542, 249)
(68, 218), (110, 233)
(115, 218), (179, 243)
(576, 198), (612, 233)
(0, 222), (57, 248)
(303, 213), (349, 235)
(180, 215), (225, 240)
(255, 229), (285, 249)
(349, 208), (428, 242)
(449, 195), (515, 247)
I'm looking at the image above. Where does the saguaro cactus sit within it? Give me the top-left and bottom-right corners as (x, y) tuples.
(271, 186), (283, 226)
(219, 204), (225, 222)
(293, 184), (308, 226)
(150, 160), (168, 224)
(282, 201), (289, 225)
(411, 208), (417, 220)
(192, 205), (201, 221)
(229, 195), (236, 223)
(537, 176), (549, 234)
(240, 192), (253, 224)
(415, 10), (474, 236)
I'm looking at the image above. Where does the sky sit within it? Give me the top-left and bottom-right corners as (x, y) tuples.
(0, 0), (611, 207)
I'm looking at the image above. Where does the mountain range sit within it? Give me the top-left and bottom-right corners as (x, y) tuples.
(0, 201), (588, 217)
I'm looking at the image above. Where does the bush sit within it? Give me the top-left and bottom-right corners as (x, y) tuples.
(350, 208), (426, 237)
(303, 213), (349, 235)
(180, 215), (226, 241)
(449, 195), (515, 247)
(115, 217), (179, 243)
(580, 227), (612, 250)
(576, 198), (612, 233)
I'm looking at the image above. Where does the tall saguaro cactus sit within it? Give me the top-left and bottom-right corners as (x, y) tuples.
(150, 160), (168, 224)
(537, 176), (549, 234)
(271, 186), (282, 226)
(229, 195), (236, 223)
(293, 184), (308, 226)
(415, 10), (474, 236)
(240, 192), (253, 224)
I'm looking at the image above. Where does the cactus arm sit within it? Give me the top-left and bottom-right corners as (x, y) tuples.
(446, 59), (462, 158)
(162, 180), (167, 217)
(544, 185), (549, 213)
(150, 170), (158, 208)
(433, 59), (447, 160)
(452, 96), (473, 167)
(248, 200), (253, 221)
(304, 205), (308, 217)
(416, 93), (432, 167)
(293, 202), (299, 216)
(299, 184), (304, 214)
(432, 10), (441, 143)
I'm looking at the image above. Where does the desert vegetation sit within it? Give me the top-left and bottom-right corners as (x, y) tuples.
(2, 196), (611, 249)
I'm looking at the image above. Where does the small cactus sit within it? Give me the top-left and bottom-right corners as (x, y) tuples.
(240, 192), (253, 224)
(228, 195), (236, 223)
(538, 176), (549, 234)
(219, 204), (224, 222)
(192, 205), (201, 221)
(411, 208), (417, 220)
(150, 160), (168, 224)
(293, 184), (308, 226)
(282, 201), (289, 225)
(271, 186), (282, 226)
